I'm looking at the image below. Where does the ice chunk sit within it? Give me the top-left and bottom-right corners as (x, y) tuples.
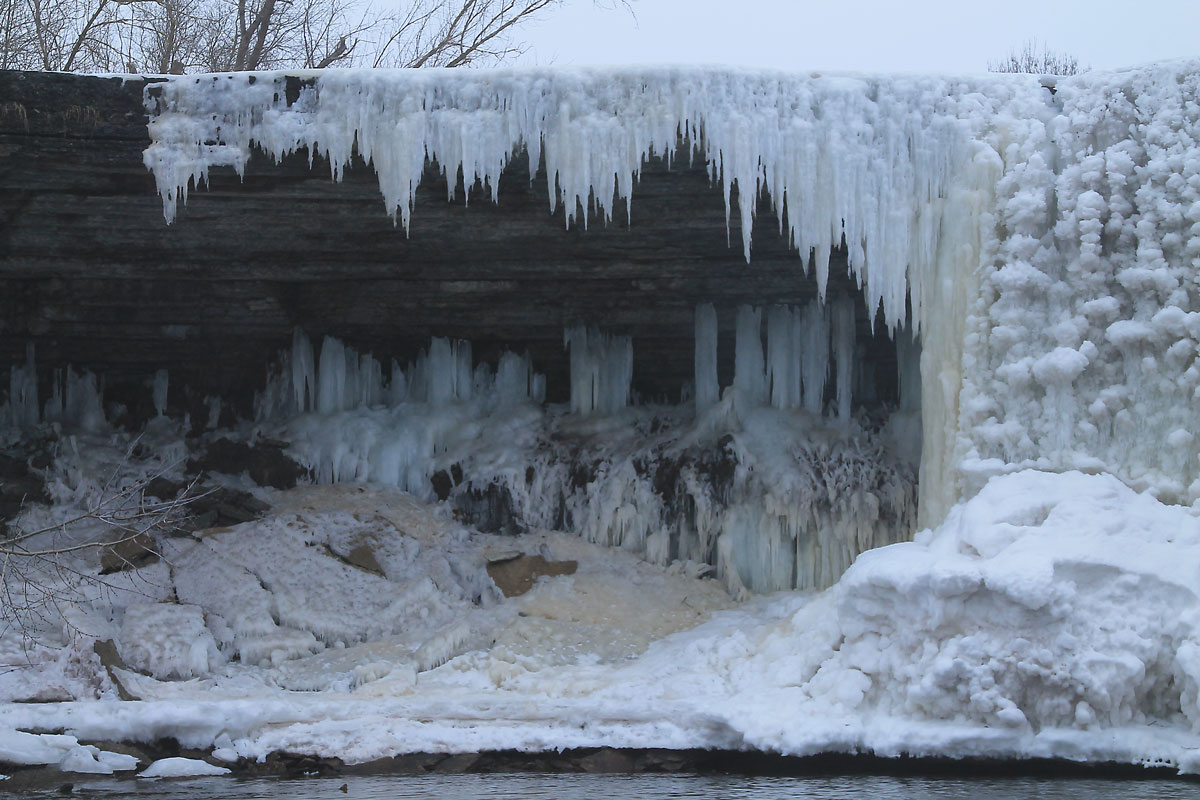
(117, 603), (223, 680)
(139, 757), (230, 778)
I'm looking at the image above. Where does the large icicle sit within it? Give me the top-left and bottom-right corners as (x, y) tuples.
(144, 67), (983, 333)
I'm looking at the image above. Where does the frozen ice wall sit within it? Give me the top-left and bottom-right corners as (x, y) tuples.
(134, 65), (1007, 530)
(958, 62), (1200, 508)
(141, 60), (1200, 526)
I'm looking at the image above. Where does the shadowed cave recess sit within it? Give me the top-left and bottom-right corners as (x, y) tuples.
(0, 70), (924, 596)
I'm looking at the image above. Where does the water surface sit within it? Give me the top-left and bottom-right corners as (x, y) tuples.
(15, 773), (1200, 800)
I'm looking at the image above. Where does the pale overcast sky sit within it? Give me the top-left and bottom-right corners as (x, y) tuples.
(515, 0), (1199, 74)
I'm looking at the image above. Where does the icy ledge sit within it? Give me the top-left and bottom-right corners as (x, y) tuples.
(4, 470), (1200, 773)
(141, 67), (1027, 332)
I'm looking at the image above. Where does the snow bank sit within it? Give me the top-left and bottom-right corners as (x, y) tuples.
(827, 471), (1200, 732)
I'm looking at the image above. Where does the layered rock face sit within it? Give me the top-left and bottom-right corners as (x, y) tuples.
(0, 70), (897, 417)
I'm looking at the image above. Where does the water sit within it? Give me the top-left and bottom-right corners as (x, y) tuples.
(13, 774), (1200, 800)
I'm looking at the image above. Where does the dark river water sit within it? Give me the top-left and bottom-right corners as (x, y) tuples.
(9, 773), (1200, 800)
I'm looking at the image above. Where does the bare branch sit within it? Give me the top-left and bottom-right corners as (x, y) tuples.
(988, 39), (1087, 76)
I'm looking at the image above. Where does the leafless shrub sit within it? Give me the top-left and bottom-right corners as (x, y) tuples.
(989, 39), (1087, 76)
(0, 459), (200, 648)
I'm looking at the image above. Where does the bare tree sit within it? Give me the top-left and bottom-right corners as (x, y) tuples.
(373, 0), (555, 69)
(0, 0), (591, 73)
(989, 40), (1087, 76)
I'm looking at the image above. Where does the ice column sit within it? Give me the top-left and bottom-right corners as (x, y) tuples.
(832, 297), (856, 420)
(292, 329), (316, 413)
(152, 369), (169, 417)
(798, 303), (830, 413)
(694, 304), (719, 412)
(40, 366), (104, 431)
(389, 359), (408, 406)
(565, 326), (633, 415)
(734, 306), (766, 406)
(7, 344), (39, 429)
(317, 336), (348, 413)
(360, 354), (385, 407)
(767, 306), (800, 410)
(427, 338), (473, 403)
(495, 351), (537, 409)
(896, 326), (922, 412)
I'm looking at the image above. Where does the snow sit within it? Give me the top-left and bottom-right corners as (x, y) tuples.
(4, 470), (1200, 773)
(140, 757), (231, 778)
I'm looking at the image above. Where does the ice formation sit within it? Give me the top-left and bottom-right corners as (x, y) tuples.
(138, 66), (1012, 527)
(143, 68), (974, 337)
(245, 322), (914, 595)
(7, 59), (1200, 776)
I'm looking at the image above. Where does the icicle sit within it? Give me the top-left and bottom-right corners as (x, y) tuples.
(145, 68), (981, 335)
(389, 359), (408, 406)
(342, 344), (361, 410)
(798, 303), (830, 414)
(426, 338), (471, 403)
(832, 297), (856, 421)
(428, 338), (456, 405)
(292, 328), (316, 413)
(733, 306), (765, 407)
(64, 367), (104, 431)
(694, 303), (719, 413)
(455, 341), (473, 403)
(152, 369), (169, 417)
(564, 326), (632, 416)
(206, 396), (222, 430)
(43, 369), (63, 423)
(9, 344), (39, 429)
(360, 354), (384, 407)
(317, 336), (347, 413)
(495, 351), (533, 409)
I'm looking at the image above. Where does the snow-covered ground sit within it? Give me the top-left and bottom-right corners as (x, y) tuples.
(3, 453), (1200, 775)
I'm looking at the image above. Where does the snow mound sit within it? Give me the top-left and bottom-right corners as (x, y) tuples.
(139, 757), (230, 778)
(809, 470), (1200, 733)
